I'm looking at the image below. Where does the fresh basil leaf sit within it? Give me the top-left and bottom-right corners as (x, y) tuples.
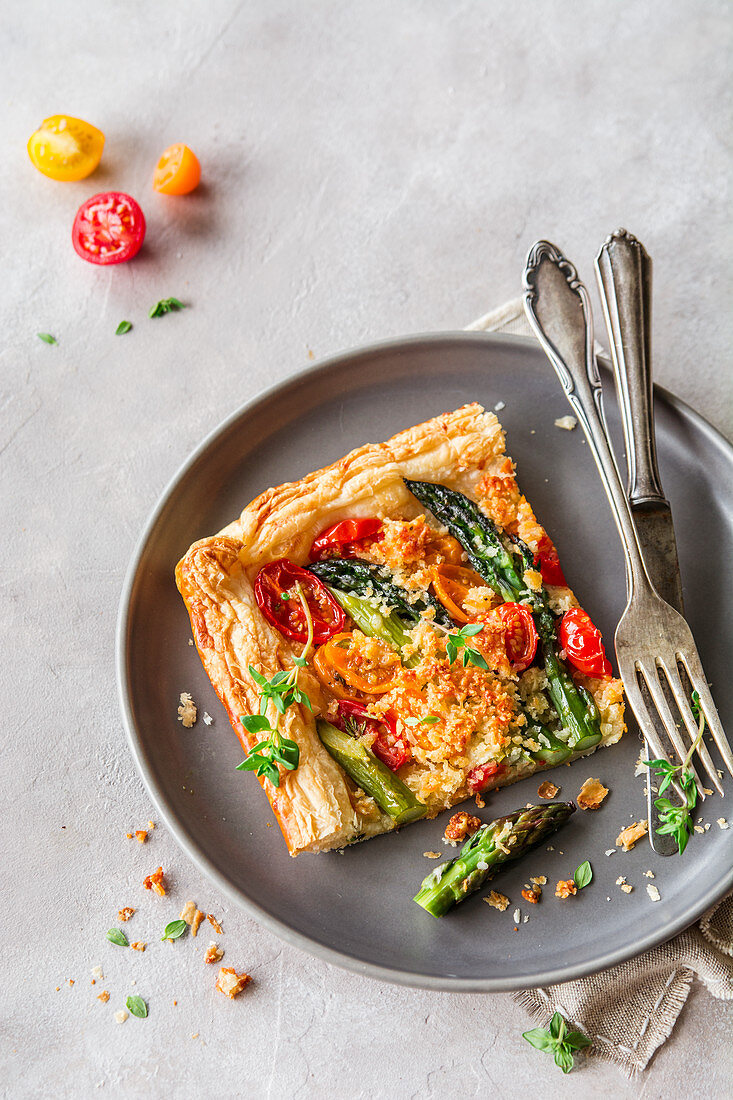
(106, 928), (129, 947)
(554, 1046), (574, 1074)
(126, 995), (148, 1018)
(115, 321), (133, 335)
(521, 1028), (557, 1053)
(565, 1031), (592, 1050)
(548, 1012), (565, 1039)
(574, 860), (592, 890)
(37, 332), (57, 344)
(162, 919), (188, 941)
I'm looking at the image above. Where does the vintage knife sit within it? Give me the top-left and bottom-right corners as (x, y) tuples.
(595, 228), (682, 854)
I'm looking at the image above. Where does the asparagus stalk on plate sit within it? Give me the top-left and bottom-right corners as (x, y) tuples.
(308, 558), (453, 627)
(414, 802), (576, 917)
(403, 480), (602, 752)
(317, 719), (427, 824)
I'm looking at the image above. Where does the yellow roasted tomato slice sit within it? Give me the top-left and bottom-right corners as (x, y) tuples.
(27, 115), (104, 181)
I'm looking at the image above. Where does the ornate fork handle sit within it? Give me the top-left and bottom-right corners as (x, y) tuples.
(522, 241), (656, 606)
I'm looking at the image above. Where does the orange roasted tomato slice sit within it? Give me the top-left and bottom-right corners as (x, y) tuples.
(28, 115), (104, 182)
(423, 533), (465, 566)
(315, 632), (401, 695)
(431, 563), (489, 624)
(153, 143), (201, 195)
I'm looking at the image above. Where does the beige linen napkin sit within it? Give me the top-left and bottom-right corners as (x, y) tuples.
(467, 297), (733, 1076)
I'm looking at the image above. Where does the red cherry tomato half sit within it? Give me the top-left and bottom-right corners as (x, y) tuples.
(71, 191), (146, 265)
(535, 536), (567, 587)
(336, 700), (409, 771)
(254, 559), (345, 644)
(496, 602), (539, 672)
(466, 760), (506, 793)
(310, 517), (383, 561)
(558, 608), (612, 678)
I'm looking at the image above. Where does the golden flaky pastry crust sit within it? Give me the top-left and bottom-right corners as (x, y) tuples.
(176, 404), (624, 855)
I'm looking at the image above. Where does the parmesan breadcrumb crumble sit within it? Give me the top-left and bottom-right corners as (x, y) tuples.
(177, 692), (198, 728)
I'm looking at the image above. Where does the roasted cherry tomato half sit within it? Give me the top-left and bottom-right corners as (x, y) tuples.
(466, 760), (506, 793)
(496, 602), (539, 672)
(153, 143), (201, 195)
(310, 517), (383, 561)
(28, 115), (104, 182)
(336, 700), (409, 771)
(431, 563), (488, 624)
(558, 608), (612, 678)
(71, 192), (146, 265)
(317, 632), (401, 694)
(254, 559), (345, 644)
(423, 533), (465, 566)
(535, 535), (567, 587)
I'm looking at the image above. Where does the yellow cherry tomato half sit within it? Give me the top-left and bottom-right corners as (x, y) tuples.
(153, 143), (201, 195)
(27, 115), (104, 182)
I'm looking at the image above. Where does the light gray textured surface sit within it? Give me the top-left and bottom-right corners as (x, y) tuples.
(1, 1), (731, 1097)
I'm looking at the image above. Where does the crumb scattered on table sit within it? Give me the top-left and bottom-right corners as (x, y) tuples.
(643, 870), (655, 879)
(555, 879), (577, 898)
(521, 886), (541, 904)
(215, 967), (251, 999)
(717, 818), (729, 830)
(130, 942), (146, 952)
(554, 416), (577, 431)
(207, 913), (223, 934)
(114, 1010), (128, 1024)
(616, 820), (648, 851)
(423, 851), (442, 859)
(646, 884), (661, 902)
(143, 867), (167, 896)
(97, 990), (110, 1003)
(118, 907), (135, 922)
(530, 875), (547, 886)
(204, 942), (224, 964)
(134, 830), (148, 844)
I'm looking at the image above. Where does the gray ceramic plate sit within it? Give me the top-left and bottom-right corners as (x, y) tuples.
(117, 332), (733, 992)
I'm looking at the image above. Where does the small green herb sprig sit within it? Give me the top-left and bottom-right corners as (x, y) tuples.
(523, 1011), (591, 1074)
(106, 928), (129, 947)
(236, 583), (314, 787)
(574, 860), (592, 890)
(643, 691), (706, 855)
(161, 919), (188, 941)
(149, 297), (185, 318)
(37, 332), (57, 344)
(116, 320), (133, 335)
(126, 995), (148, 1018)
(444, 623), (489, 670)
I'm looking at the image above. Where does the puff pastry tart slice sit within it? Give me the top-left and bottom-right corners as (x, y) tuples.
(176, 403), (624, 856)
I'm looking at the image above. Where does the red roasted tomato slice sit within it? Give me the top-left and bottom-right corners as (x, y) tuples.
(535, 535), (567, 587)
(336, 700), (409, 771)
(254, 559), (345, 644)
(310, 517), (383, 561)
(466, 760), (506, 793)
(496, 602), (539, 672)
(558, 608), (612, 678)
(71, 191), (146, 265)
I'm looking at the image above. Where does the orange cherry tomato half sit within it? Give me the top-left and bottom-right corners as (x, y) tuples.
(496, 602), (539, 672)
(71, 192), (146, 265)
(153, 143), (201, 195)
(336, 700), (409, 771)
(535, 535), (567, 587)
(310, 517), (383, 561)
(423, 533), (465, 566)
(558, 608), (612, 678)
(431, 563), (488, 624)
(254, 559), (345, 644)
(466, 760), (506, 793)
(318, 632), (400, 694)
(28, 115), (104, 182)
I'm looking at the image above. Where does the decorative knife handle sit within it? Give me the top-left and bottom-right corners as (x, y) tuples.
(594, 229), (666, 505)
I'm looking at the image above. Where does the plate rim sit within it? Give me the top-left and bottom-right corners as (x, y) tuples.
(116, 329), (733, 993)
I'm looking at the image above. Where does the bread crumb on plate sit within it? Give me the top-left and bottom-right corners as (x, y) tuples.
(216, 967), (251, 999)
(177, 692), (197, 728)
(554, 416), (577, 431)
(616, 820), (648, 851)
(577, 777), (609, 810)
(485, 891), (510, 912)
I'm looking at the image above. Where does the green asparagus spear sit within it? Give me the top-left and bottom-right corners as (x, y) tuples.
(309, 558), (453, 627)
(403, 480), (601, 750)
(323, 587), (418, 667)
(414, 802), (576, 917)
(317, 720), (427, 824)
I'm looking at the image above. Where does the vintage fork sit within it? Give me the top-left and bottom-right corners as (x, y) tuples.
(522, 240), (732, 798)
